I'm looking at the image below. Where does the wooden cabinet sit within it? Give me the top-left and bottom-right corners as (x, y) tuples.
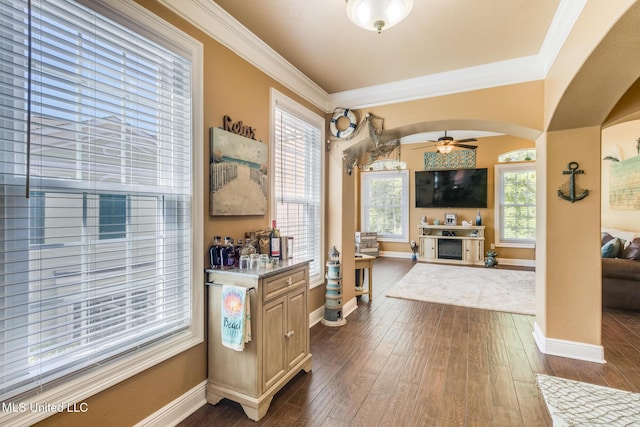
(206, 261), (312, 421)
(417, 225), (485, 266)
(464, 238), (483, 263)
(419, 236), (437, 260)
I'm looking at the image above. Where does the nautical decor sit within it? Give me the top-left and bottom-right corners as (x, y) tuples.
(321, 246), (346, 327)
(557, 162), (589, 203)
(329, 108), (358, 139)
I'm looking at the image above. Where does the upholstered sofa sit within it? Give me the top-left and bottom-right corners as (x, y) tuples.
(601, 228), (640, 311)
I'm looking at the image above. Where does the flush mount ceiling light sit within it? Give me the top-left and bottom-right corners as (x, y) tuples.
(345, 0), (414, 33)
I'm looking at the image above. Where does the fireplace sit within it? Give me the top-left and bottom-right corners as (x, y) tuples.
(438, 239), (463, 260)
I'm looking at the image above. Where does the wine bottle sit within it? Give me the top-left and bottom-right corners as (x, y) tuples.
(269, 220), (280, 258)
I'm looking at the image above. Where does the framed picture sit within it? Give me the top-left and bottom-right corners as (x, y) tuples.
(210, 127), (268, 216)
(444, 213), (457, 225)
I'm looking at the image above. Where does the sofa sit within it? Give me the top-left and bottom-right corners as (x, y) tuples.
(601, 228), (640, 311)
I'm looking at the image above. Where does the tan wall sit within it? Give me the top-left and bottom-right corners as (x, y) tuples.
(540, 127), (602, 344)
(37, 0), (325, 425)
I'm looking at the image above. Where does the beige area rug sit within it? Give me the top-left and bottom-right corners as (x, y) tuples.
(536, 374), (640, 426)
(385, 263), (535, 315)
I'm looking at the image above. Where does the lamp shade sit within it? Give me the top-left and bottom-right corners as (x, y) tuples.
(346, 0), (414, 33)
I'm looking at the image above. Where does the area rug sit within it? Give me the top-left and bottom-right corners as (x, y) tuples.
(385, 263), (535, 315)
(536, 374), (640, 426)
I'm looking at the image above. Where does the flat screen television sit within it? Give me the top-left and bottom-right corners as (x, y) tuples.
(415, 168), (488, 208)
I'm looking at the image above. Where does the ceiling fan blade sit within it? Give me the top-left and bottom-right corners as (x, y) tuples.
(456, 143), (477, 150)
(410, 142), (438, 150)
(456, 138), (477, 143)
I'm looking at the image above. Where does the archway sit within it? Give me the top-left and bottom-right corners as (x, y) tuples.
(537, 1), (640, 361)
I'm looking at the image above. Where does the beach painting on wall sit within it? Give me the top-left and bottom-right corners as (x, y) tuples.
(210, 127), (268, 216)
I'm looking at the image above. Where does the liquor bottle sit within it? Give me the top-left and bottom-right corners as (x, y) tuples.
(209, 236), (223, 269)
(222, 237), (237, 269)
(269, 220), (280, 258)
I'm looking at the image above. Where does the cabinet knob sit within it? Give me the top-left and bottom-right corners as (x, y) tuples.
(285, 330), (294, 338)
(286, 277), (292, 285)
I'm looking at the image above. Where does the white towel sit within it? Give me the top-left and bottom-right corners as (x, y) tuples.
(220, 285), (252, 351)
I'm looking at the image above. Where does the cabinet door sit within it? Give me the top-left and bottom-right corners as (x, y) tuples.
(263, 296), (287, 391)
(420, 237), (437, 260)
(464, 239), (482, 262)
(286, 285), (308, 370)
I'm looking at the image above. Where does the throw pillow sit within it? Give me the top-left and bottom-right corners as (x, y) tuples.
(601, 238), (622, 258)
(623, 238), (640, 260)
(601, 232), (614, 246)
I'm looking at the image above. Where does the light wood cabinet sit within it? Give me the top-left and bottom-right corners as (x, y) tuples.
(206, 261), (312, 421)
(417, 225), (485, 266)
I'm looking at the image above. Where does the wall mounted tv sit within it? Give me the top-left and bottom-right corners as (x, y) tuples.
(415, 168), (488, 208)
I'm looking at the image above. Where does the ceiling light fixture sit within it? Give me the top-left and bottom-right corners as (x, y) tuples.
(437, 145), (453, 154)
(345, 0), (414, 34)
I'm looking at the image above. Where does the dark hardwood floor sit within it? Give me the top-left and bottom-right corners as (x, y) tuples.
(180, 257), (640, 426)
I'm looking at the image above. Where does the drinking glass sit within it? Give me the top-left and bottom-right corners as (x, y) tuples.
(250, 253), (260, 269)
(239, 254), (250, 270)
(259, 254), (269, 269)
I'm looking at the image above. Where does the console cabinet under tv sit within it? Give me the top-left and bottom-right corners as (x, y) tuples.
(418, 224), (485, 266)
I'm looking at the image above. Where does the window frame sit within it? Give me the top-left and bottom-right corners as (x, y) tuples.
(360, 169), (410, 243)
(270, 88), (325, 289)
(0, 0), (204, 424)
(494, 161), (536, 248)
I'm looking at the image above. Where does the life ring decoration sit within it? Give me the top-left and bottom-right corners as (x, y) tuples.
(330, 108), (358, 139)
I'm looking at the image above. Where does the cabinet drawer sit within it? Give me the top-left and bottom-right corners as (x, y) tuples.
(263, 267), (306, 302)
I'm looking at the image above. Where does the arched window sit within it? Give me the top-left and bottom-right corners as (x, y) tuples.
(367, 159), (407, 170)
(498, 149), (536, 162)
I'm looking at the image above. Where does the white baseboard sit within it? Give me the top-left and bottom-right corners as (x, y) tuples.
(533, 322), (605, 364)
(379, 251), (412, 258)
(343, 297), (358, 318)
(134, 380), (207, 427)
(309, 305), (325, 327)
(497, 257), (536, 268)
(310, 296), (358, 326)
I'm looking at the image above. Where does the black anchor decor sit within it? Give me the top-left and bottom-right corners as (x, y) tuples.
(558, 161), (589, 203)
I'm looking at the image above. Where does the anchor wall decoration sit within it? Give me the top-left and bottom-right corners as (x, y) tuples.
(558, 161), (589, 203)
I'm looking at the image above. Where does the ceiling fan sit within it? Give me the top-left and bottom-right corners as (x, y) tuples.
(420, 131), (478, 153)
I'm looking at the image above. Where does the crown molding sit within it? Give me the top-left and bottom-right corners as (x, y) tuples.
(329, 55), (544, 110)
(157, 0), (330, 112)
(157, 0), (585, 113)
(538, 0), (588, 75)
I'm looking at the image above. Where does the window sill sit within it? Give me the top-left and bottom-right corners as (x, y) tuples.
(495, 242), (535, 249)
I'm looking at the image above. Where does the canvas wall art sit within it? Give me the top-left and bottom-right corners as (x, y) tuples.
(210, 127), (268, 216)
(609, 155), (640, 210)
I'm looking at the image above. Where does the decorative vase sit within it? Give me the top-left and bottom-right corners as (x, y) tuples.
(475, 209), (482, 226)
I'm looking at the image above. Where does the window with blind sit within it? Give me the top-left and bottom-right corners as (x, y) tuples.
(494, 162), (536, 247)
(271, 90), (324, 285)
(0, 0), (203, 412)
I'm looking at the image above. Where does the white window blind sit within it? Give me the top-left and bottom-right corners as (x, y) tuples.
(0, 0), (194, 403)
(273, 93), (323, 282)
